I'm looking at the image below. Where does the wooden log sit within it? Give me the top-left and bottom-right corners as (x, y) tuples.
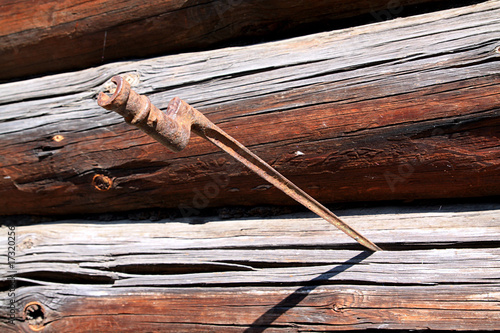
(0, 0), (447, 81)
(1, 204), (499, 331)
(3, 285), (500, 332)
(1, 2), (499, 216)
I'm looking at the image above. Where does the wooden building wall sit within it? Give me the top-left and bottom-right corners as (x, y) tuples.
(0, 1), (499, 216)
(2, 204), (500, 331)
(1, 0), (499, 331)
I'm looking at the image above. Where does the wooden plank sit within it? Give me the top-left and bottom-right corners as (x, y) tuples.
(0, 0), (449, 81)
(1, 2), (500, 215)
(3, 285), (499, 332)
(1, 204), (499, 331)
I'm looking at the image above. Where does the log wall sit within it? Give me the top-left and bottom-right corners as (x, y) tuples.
(1, 1), (499, 216)
(1, 204), (499, 331)
(2, 1), (499, 332)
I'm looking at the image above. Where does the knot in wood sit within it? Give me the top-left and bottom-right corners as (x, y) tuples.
(332, 303), (343, 312)
(24, 301), (45, 331)
(52, 134), (64, 142)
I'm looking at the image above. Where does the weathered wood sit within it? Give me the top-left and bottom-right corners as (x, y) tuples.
(1, 204), (499, 331)
(0, 0), (449, 81)
(1, 2), (500, 216)
(3, 284), (500, 332)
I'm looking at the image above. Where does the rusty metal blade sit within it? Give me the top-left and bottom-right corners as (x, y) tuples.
(98, 75), (382, 252)
(193, 124), (382, 252)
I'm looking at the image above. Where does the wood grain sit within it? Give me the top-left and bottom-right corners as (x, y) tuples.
(0, 0), (448, 81)
(4, 285), (500, 332)
(0, 1), (499, 215)
(1, 204), (499, 331)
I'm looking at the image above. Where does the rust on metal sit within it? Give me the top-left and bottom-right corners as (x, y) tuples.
(97, 75), (382, 251)
(92, 174), (114, 191)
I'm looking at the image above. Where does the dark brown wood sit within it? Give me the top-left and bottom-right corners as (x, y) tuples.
(0, 0), (445, 81)
(1, 204), (499, 331)
(0, 2), (499, 216)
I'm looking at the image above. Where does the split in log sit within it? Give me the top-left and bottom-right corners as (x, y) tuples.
(0, 0), (478, 81)
(0, 1), (500, 215)
(1, 203), (499, 331)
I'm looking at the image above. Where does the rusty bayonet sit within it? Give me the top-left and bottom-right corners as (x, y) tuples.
(97, 75), (381, 251)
